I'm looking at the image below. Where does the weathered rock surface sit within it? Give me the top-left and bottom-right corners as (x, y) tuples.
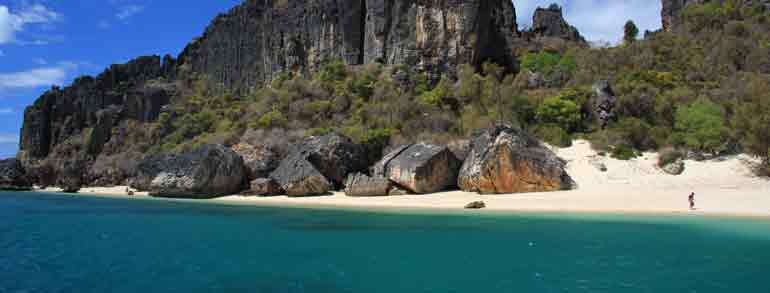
(464, 201), (486, 209)
(373, 143), (461, 194)
(269, 153), (331, 197)
(344, 173), (391, 197)
(593, 80), (617, 129)
(58, 160), (85, 193)
(458, 126), (573, 194)
(661, 159), (685, 175)
(131, 144), (247, 198)
(231, 143), (283, 180)
(179, 0), (519, 90)
(0, 159), (31, 191)
(247, 178), (283, 196)
(530, 4), (585, 43)
(295, 133), (370, 188)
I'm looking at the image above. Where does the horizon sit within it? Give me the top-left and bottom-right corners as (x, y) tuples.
(0, 0), (662, 159)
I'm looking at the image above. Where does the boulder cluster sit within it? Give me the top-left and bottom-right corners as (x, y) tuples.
(2, 126), (575, 199)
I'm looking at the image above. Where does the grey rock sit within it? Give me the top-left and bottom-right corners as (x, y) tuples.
(661, 159), (685, 175)
(231, 143), (283, 180)
(593, 80), (617, 129)
(530, 4), (585, 43)
(464, 201), (486, 209)
(458, 125), (573, 194)
(295, 133), (371, 188)
(131, 144), (247, 198)
(344, 173), (391, 197)
(270, 153), (331, 197)
(388, 186), (410, 196)
(373, 143), (461, 194)
(0, 159), (31, 191)
(247, 178), (283, 196)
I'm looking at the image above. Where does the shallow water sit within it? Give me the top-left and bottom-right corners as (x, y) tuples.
(2, 191), (769, 293)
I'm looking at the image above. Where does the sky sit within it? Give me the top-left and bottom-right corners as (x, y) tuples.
(0, 0), (662, 159)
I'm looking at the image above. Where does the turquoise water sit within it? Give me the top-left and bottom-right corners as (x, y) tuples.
(2, 192), (770, 293)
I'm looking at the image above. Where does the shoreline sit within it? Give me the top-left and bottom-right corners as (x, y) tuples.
(26, 188), (770, 220)
(24, 140), (770, 219)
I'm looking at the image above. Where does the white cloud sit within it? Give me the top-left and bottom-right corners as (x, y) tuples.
(0, 107), (14, 114)
(0, 62), (80, 89)
(514, 0), (662, 44)
(0, 133), (18, 144)
(0, 4), (61, 44)
(116, 5), (144, 20)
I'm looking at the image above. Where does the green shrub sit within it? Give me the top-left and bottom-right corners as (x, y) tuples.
(534, 124), (572, 147)
(521, 52), (576, 74)
(257, 106), (288, 128)
(306, 127), (333, 137)
(611, 145), (638, 160)
(674, 99), (730, 154)
(614, 117), (655, 150)
(536, 96), (581, 132)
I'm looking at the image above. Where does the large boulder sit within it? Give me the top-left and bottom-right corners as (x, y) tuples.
(269, 153), (331, 197)
(294, 133), (371, 188)
(458, 126), (573, 194)
(246, 178), (282, 197)
(231, 143), (283, 180)
(661, 159), (685, 175)
(0, 159), (32, 191)
(130, 144), (247, 198)
(373, 143), (461, 194)
(344, 173), (392, 197)
(265, 133), (373, 196)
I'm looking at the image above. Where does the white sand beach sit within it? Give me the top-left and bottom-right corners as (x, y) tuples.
(41, 140), (770, 217)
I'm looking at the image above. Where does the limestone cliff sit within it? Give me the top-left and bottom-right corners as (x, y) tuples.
(176, 0), (520, 91)
(529, 4), (585, 43)
(20, 0), (520, 164)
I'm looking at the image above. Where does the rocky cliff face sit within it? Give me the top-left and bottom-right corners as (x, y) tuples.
(19, 56), (175, 161)
(529, 4), (585, 43)
(662, 0), (770, 31)
(17, 0), (565, 188)
(177, 0), (519, 91)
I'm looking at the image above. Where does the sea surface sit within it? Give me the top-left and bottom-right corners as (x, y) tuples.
(1, 191), (770, 293)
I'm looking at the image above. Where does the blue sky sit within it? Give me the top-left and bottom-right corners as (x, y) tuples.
(0, 0), (662, 159)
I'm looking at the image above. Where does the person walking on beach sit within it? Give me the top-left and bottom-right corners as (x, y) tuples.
(688, 192), (696, 210)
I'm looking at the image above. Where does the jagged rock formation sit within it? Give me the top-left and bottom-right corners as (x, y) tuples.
(0, 159), (31, 191)
(269, 153), (332, 197)
(373, 143), (461, 194)
(344, 173), (392, 197)
(231, 143), (283, 180)
(247, 177), (282, 196)
(529, 4), (585, 43)
(593, 80), (617, 129)
(662, 0), (770, 31)
(130, 144), (248, 198)
(177, 0), (519, 91)
(18, 0), (526, 189)
(458, 125), (573, 194)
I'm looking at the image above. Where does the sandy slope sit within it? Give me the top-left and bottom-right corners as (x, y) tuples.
(38, 140), (770, 216)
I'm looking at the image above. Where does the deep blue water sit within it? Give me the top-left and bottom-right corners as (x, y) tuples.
(1, 192), (770, 293)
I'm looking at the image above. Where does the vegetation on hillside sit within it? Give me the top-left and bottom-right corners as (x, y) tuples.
(97, 1), (769, 175)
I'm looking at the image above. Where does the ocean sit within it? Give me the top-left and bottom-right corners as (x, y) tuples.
(1, 191), (769, 293)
